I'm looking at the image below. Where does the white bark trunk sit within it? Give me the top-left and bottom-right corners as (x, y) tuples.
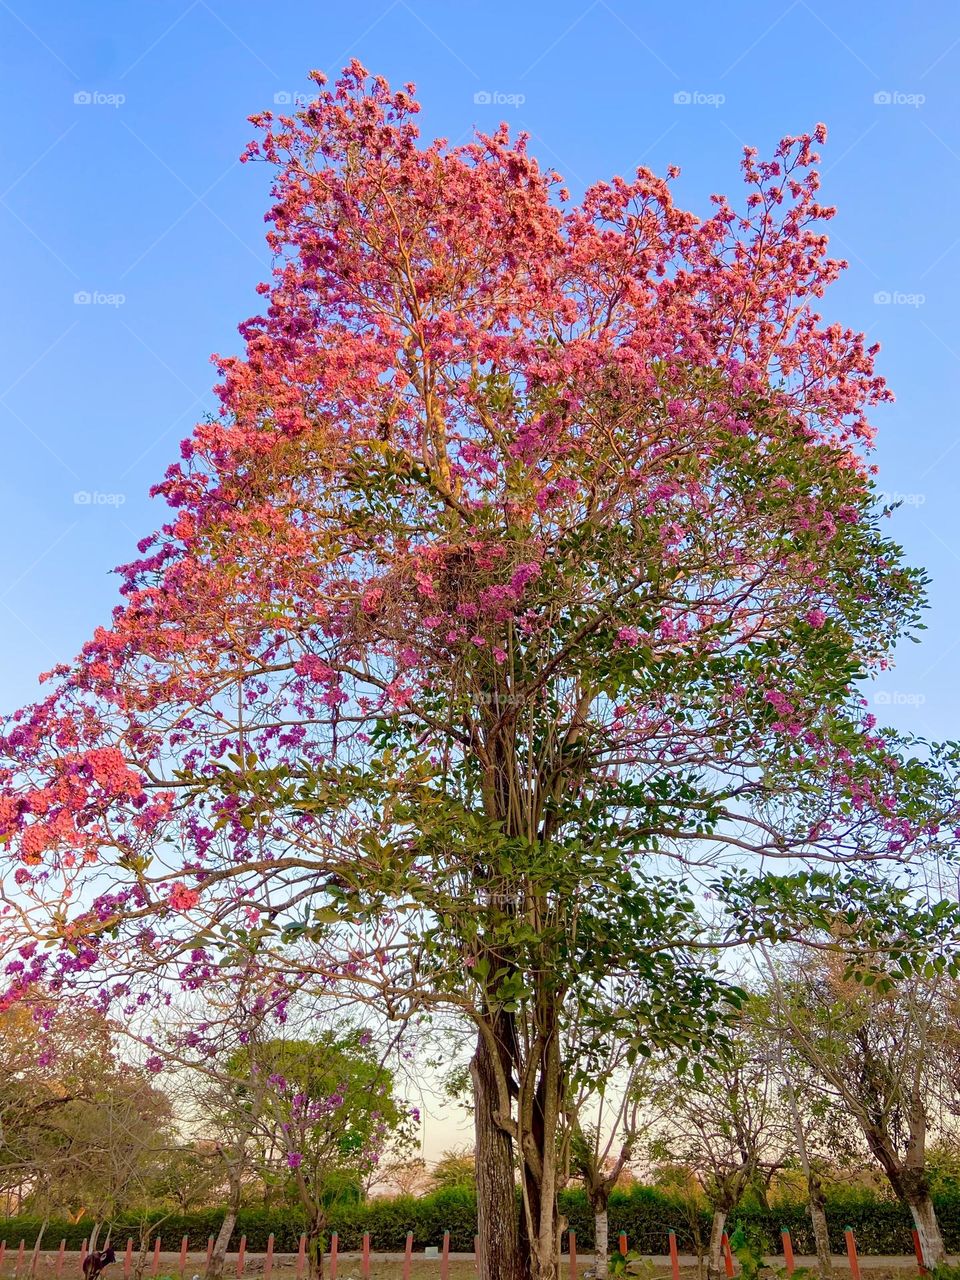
(594, 1208), (609, 1279)
(906, 1193), (945, 1268)
(708, 1210), (727, 1280)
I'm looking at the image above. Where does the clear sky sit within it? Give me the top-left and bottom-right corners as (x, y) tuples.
(1, 0), (959, 1163)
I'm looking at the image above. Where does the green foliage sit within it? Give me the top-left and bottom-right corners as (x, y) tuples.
(3, 1186), (956, 1255)
(727, 1222), (811, 1280)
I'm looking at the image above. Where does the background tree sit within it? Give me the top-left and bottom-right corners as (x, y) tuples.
(429, 1148), (477, 1193)
(0, 992), (173, 1240)
(768, 949), (958, 1266)
(648, 1022), (791, 1280)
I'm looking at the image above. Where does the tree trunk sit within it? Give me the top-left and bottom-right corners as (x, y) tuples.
(807, 1171), (833, 1279)
(471, 1026), (526, 1280)
(905, 1191), (945, 1268)
(207, 1210), (236, 1280)
(519, 1026), (564, 1280)
(305, 1220), (325, 1280)
(864, 1127), (945, 1268)
(707, 1210), (727, 1280)
(594, 1206), (609, 1279)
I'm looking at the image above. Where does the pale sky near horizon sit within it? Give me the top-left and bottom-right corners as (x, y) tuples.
(2, 0), (960, 1158)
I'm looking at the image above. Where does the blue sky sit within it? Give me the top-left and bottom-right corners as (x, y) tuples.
(2, 0), (959, 745)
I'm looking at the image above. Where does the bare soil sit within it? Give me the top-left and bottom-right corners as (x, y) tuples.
(0, 1251), (934, 1280)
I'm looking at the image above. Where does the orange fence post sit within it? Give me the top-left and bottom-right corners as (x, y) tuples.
(402, 1232), (413, 1280)
(330, 1233), (338, 1280)
(569, 1230), (577, 1280)
(669, 1231), (681, 1280)
(722, 1233), (735, 1278)
(295, 1235), (305, 1280)
(844, 1227), (861, 1280)
(151, 1238), (161, 1278)
(205, 1239), (213, 1271)
(0, 1242), (6, 1273)
(912, 1229), (928, 1276)
(56, 1242), (66, 1280)
(782, 1229), (794, 1276)
(124, 1239), (132, 1280)
(79, 1242), (87, 1277)
(16, 1239), (25, 1280)
(441, 1231), (450, 1280)
(179, 1237), (188, 1275)
(235, 1237), (246, 1280)
(264, 1234), (274, 1280)
(361, 1233), (370, 1280)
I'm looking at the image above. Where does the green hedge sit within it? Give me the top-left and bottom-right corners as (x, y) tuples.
(3, 1188), (960, 1255)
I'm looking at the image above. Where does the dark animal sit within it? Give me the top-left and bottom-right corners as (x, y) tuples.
(82, 1248), (117, 1280)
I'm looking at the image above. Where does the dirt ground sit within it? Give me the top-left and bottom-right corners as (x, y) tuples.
(0, 1251), (936, 1280)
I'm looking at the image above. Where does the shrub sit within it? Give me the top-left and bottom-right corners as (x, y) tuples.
(2, 1188), (958, 1255)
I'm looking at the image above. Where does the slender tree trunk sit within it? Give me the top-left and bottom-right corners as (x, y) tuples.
(471, 1027), (526, 1280)
(520, 1024), (565, 1280)
(594, 1205), (609, 1279)
(207, 1210), (236, 1280)
(707, 1210), (727, 1280)
(305, 1215), (325, 1280)
(30, 1220), (49, 1277)
(807, 1170), (833, 1279)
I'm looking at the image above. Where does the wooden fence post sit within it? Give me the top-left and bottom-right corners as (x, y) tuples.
(361, 1233), (370, 1280)
(722, 1233), (735, 1278)
(264, 1235), (274, 1280)
(123, 1239), (132, 1280)
(782, 1229), (794, 1277)
(151, 1238), (161, 1278)
(441, 1231), (450, 1280)
(402, 1232), (413, 1280)
(669, 1231), (681, 1280)
(912, 1229), (928, 1276)
(569, 1230), (577, 1280)
(235, 1237), (246, 1280)
(329, 1233), (338, 1280)
(844, 1227), (861, 1280)
(179, 1237), (189, 1276)
(474, 1235), (479, 1274)
(295, 1235), (305, 1280)
(16, 1239), (25, 1280)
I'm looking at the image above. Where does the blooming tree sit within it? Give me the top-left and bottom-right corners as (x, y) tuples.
(1, 63), (959, 1280)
